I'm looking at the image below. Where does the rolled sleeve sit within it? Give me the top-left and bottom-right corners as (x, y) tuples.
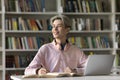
(24, 47), (45, 75)
(24, 68), (37, 75)
(76, 51), (88, 73)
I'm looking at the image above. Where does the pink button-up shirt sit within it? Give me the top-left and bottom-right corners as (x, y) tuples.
(24, 40), (87, 75)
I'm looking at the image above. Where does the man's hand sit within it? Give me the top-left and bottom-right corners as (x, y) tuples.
(64, 67), (72, 73)
(37, 68), (47, 75)
(64, 67), (77, 73)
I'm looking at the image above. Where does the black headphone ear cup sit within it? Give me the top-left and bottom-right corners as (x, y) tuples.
(55, 39), (69, 50)
(60, 44), (64, 50)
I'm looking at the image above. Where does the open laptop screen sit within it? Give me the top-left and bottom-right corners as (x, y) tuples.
(84, 55), (115, 76)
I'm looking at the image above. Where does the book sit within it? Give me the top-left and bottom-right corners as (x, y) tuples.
(41, 0), (45, 12)
(6, 55), (15, 68)
(77, 0), (82, 12)
(72, 0), (79, 12)
(22, 72), (82, 78)
(81, 0), (86, 12)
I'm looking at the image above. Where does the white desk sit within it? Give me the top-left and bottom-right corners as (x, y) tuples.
(11, 75), (120, 80)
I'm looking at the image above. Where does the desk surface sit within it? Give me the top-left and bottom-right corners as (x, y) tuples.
(11, 75), (120, 80)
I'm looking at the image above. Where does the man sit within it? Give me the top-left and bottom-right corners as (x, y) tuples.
(24, 15), (87, 75)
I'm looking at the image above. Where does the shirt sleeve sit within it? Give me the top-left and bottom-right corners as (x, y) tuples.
(24, 46), (45, 75)
(76, 51), (88, 74)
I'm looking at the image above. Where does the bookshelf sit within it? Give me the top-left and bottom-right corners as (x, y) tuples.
(0, 0), (119, 80)
(115, 0), (120, 67)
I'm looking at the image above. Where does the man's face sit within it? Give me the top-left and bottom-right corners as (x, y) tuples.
(51, 19), (69, 39)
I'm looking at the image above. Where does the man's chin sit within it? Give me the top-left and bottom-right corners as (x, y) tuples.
(53, 36), (59, 38)
(53, 37), (60, 39)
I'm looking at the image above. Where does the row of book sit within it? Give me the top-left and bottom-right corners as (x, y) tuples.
(5, 0), (110, 12)
(6, 36), (110, 49)
(5, 17), (106, 31)
(71, 18), (104, 31)
(5, 17), (52, 30)
(6, 54), (34, 68)
(62, 0), (108, 12)
(5, 0), (45, 12)
(6, 36), (46, 49)
(68, 36), (110, 48)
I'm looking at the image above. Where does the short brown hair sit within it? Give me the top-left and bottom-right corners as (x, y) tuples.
(50, 15), (71, 28)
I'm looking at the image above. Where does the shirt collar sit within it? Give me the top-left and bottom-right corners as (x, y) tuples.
(52, 39), (70, 51)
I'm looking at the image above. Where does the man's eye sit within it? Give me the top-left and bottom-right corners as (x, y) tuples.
(52, 25), (63, 28)
(57, 25), (62, 27)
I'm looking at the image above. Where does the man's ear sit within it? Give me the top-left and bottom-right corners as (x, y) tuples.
(66, 28), (70, 34)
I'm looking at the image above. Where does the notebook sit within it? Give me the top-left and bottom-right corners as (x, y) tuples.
(84, 54), (115, 76)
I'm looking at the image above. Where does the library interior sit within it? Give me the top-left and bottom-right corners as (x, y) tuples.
(0, 0), (120, 80)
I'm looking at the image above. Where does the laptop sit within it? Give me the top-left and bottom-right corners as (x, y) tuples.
(84, 55), (115, 76)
